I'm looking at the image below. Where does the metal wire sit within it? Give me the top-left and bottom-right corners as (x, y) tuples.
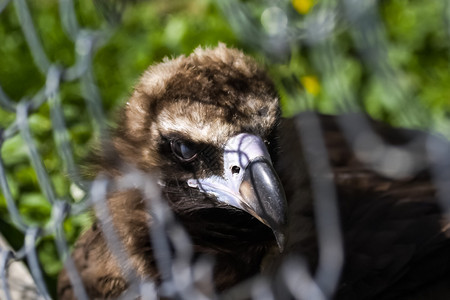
(0, 0), (108, 298)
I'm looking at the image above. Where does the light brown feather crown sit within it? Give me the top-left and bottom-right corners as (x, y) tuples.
(113, 43), (280, 172)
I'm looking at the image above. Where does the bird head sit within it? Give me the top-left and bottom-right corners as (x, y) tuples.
(112, 44), (287, 249)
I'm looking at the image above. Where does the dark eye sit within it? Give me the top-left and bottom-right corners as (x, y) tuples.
(170, 140), (198, 162)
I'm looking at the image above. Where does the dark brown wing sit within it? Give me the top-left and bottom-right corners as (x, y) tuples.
(57, 222), (128, 299)
(58, 189), (159, 299)
(277, 112), (450, 299)
(57, 188), (157, 299)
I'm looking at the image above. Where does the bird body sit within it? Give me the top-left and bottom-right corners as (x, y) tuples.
(58, 44), (450, 299)
(278, 113), (450, 299)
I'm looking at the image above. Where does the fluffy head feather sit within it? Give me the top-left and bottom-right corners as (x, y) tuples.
(113, 44), (280, 174)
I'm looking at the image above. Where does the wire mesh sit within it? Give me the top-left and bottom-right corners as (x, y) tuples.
(0, 0), (449, 299)
(0, 0), (107, 298)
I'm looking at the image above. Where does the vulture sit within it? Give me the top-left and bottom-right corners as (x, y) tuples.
(58, 44), (450, 299)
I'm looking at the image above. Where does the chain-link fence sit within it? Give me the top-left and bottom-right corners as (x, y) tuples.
(1, 0), (109, 298)
(1, 0), (450, 299)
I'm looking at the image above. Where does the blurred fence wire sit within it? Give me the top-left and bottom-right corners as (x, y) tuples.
(0, 0), (449, 299)
(0, 0), (108, 298)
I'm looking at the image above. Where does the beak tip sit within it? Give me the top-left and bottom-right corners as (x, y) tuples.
(273, 230), (286, 253)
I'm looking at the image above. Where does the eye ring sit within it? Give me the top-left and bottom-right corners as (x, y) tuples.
(170, 140), (198, 162)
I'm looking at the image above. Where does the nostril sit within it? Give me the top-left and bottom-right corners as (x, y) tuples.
(231, 166), (240, 175)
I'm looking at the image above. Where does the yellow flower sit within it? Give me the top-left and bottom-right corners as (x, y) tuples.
(301, 75), (320, 96)
(292, 0), (315, 14)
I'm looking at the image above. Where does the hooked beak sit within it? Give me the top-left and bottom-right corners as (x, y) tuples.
(187, 133), (288, 250)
